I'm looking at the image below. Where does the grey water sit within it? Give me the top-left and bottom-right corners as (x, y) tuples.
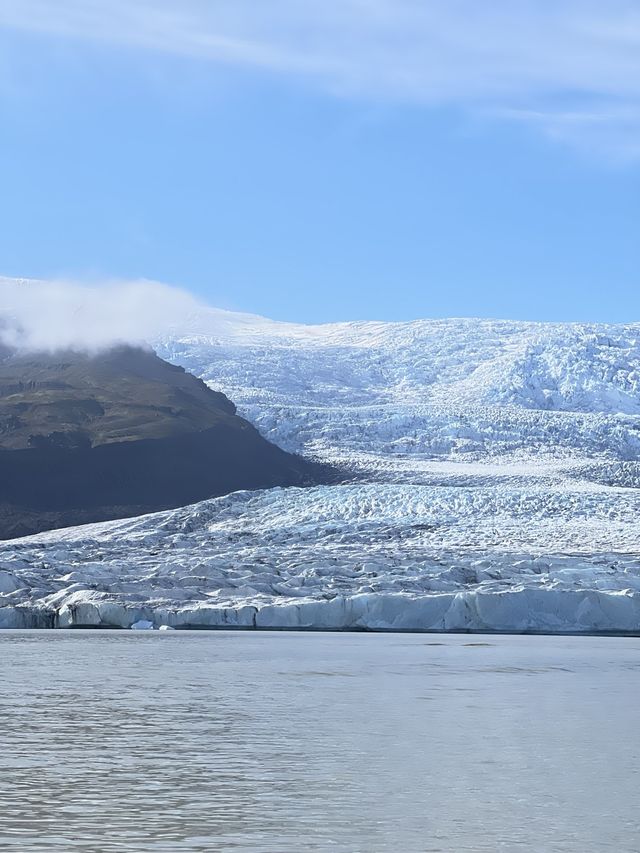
(1, 631), (639, 852)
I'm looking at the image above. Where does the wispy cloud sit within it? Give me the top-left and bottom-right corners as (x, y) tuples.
(2, 1), (640, 157)
(499, 104), (640, 163)
(0, 277), (205, 352)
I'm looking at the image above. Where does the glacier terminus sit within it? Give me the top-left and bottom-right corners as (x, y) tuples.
(2, 307), (640, 633)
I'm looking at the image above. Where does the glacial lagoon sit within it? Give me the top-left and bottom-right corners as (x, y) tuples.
(1, 631), (639, 852)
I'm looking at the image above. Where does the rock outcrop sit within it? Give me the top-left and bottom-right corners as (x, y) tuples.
(0, 346), (329, 538)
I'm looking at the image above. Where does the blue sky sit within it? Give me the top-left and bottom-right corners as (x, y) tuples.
(0, 1), (639, 324)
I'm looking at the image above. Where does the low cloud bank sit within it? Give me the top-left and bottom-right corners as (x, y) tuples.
(0, 277), (205, 353)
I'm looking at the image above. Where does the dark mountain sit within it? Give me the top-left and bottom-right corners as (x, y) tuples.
(0, 346), (330, 539)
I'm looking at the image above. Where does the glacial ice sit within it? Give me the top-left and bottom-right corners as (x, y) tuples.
(2, 310), (640, 632)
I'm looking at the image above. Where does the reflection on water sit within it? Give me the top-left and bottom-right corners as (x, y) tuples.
(1, 631), (639, 852)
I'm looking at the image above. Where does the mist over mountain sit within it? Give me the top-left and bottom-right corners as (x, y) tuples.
(0, 277), (208, 353)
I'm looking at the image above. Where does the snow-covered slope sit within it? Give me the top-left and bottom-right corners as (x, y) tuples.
(2, 307), (640, 632)
(155, 312), (640, 471)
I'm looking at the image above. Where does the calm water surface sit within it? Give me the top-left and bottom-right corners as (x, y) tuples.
(1, 630), (639, 852)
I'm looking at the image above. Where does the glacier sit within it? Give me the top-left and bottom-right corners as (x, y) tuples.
(2, 309), (640, 632)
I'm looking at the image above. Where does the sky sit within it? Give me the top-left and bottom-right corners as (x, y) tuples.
(0, 1), (639, 324)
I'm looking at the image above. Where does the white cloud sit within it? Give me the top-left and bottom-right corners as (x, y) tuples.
(0, 277), (206, 352)
(499, 104), (640, 163)
(1, 1), (640, 156)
